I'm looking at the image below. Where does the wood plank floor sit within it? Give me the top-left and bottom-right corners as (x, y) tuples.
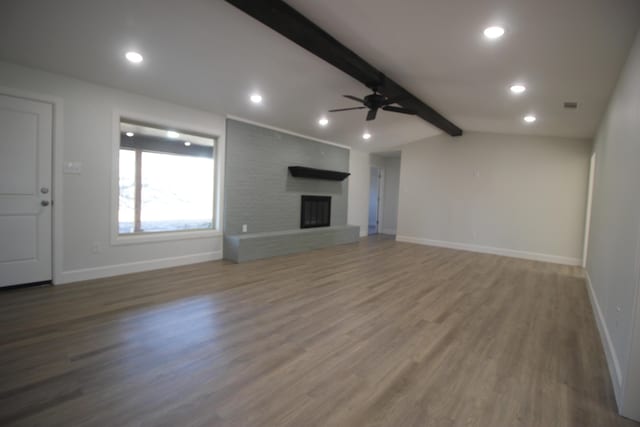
(0, 236), (636, 426)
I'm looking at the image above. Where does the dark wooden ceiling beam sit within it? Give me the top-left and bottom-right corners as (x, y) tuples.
(225, 0), (462, 137)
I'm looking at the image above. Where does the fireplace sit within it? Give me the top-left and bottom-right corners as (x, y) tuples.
(300, 195), (331, 228)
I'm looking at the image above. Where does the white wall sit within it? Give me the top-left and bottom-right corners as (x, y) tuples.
(380, 157), (400, 235)
(586, 29), (640, 420)
(347, 149), (370, 237)
(0, 61), (226, 284)
(396, 132), (591, 265)
(370, 154), (385, 169)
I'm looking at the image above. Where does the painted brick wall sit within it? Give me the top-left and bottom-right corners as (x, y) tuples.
(224, 119), (349, 235)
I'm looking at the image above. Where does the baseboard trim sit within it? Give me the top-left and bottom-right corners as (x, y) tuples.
(395, 235), (581, 266)
(585, 272), (623, 405)
(382, 228), (397, 236)
(57, 251), (223, 285)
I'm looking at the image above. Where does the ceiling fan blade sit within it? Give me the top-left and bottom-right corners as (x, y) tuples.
(382, 105), (416, 115)
(366, 108), (378, 121)
(343, 95), (365, 103)
(328, 106), (367, 112)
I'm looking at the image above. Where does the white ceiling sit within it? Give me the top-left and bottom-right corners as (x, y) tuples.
(1, 0), (638, 150)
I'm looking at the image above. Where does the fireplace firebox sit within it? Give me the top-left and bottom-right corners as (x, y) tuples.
(300, 195), (331, 228)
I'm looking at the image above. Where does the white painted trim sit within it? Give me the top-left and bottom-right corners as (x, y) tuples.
(395, 235), (582, 266)
(227, 115), (351, 150)
(619, 211), (640, 419)
(382, 228), (397, 235)
(0, 86), (65, 285)
(585, 272), (623, 405)
(583, 152), (596, 267)
(215, 124), (226, 234)
(58, 250), (222, 284)
(112, 229), (223, 246)
(110, 109), (225, 247)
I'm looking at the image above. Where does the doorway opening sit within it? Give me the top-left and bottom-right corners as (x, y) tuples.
(368, 166), (383, 235)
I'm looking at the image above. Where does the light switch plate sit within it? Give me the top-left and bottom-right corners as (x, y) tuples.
(63, 161), (82, 175)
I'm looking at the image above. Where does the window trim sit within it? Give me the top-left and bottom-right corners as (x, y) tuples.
(110, 110), (223, 247)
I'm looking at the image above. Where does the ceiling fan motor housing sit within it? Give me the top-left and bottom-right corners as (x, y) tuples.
(364, 93), (387, 109)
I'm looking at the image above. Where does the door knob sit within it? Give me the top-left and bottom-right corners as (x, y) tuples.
(41, 200), (50, 207)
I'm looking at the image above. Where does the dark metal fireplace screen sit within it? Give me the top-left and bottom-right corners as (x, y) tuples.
(300, 195), (331, 228)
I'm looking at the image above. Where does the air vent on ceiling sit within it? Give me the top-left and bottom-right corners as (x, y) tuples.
(563, 101), (578, 109)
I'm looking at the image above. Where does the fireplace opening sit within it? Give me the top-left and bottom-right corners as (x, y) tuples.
(300, 195), (331, 228)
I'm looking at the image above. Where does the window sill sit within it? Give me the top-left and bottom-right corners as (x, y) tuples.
(111, 229), (223, 246)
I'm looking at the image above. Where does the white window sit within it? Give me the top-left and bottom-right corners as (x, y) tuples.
(118, 120), (216, 234)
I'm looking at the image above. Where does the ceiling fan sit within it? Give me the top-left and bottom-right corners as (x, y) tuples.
(328, 92), (416, 121)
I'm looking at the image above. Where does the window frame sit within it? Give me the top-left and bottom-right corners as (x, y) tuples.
(111, 111), (223, 247)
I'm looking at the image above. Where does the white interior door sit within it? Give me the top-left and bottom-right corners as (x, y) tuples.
(0, 94), (52, 287)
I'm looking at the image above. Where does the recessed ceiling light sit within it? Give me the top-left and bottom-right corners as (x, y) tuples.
(362, 132), (372, 140)
(184, 141), (191, 147)
(250, 93), (263, 104)
(318, 117), (329, 126)
(523, 115), (537, 123)
(167, 130), (180, 139)
(510, 84), (526, 94)
(125, 132), (135, 137)
(125, 51), (143, 64)
(483, 26), (505, 40)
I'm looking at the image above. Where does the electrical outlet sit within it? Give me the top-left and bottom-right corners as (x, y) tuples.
(242, 224), (248, 233)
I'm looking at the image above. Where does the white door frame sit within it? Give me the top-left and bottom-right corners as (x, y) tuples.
(0, 86), (64, 285)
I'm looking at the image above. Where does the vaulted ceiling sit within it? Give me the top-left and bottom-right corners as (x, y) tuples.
(1, 0), (639, 150)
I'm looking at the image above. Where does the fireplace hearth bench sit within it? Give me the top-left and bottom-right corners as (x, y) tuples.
(223, 225), (360, 263)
